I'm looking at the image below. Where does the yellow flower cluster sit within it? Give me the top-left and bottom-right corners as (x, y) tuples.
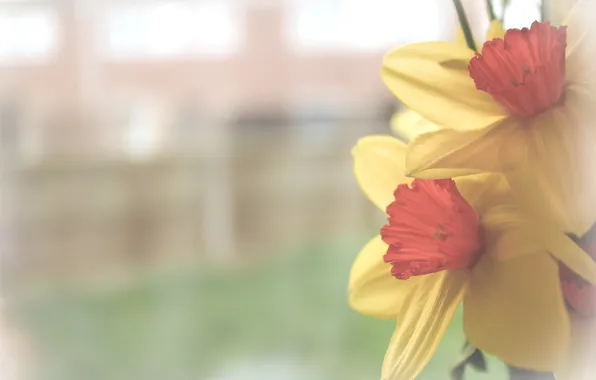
(348, 1), (596, 379)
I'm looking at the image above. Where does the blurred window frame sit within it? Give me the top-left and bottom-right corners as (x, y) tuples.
(100, 0), (244, 61)
(0, 0), (59, 65)
(283, 0), (445, 53)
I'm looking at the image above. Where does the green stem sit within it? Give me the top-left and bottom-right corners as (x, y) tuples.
(508, 366), (555, 380)
(500, 0), (511, 23)
(452, 0), (477, 52)
(485, 0), (497, 21)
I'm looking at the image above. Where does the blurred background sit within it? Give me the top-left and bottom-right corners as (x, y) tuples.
(0, 0), (567, 379)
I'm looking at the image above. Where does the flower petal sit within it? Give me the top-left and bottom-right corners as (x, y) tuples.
(464, 253), (570, 372)
(506, 107), (596, 237)
(565, 0), (596, 87)
(349, 235), (424, 319)
(381, 42), (507, 131)
(352, 135), (410, 211)
(381, 270), (467, 379)
(480, 204), (547, 261)
(485, 20), (506, 40)
(390, 110), (441, 142)
(406, 117), (527, 179)
(456, 175), (562, 264)
(454, 173), (509, 215)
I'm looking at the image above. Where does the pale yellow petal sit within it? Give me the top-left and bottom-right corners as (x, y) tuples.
(407, 167), (484, 180)
(406, 117), (527, 179)
(455, 174), (553, 263)
(381, 270), (467, 380)
(462, 177), (594, 276)
(480, 204), (547, 261)
(381, 42), (507, 131)
(390, 110), (441, 142)
(464, 253), (569, 372)
(565, 0), (596, 87)
(506, 107), (596, 237)
(565, 82), (596, 124)
(454, 173), (509, 216)
(352, 135), (410, 212)
(494, 109), (596, 284)
(557, 313), (596, 380)
(349, 235), (424, 319)
(485, 20), (506, 40)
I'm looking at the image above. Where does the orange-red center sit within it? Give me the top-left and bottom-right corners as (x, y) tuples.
(381, 179), (482, 280)
(468, 21), (567, 118)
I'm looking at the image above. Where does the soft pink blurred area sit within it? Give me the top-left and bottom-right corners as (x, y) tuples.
(0, 0), (463, 290)
(0, 1), (543, 379)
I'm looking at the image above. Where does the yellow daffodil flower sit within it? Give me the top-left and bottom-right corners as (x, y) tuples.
(349, 136), (596, 379)
(383, 0), (596, 238)
(391, 20), (505, 142)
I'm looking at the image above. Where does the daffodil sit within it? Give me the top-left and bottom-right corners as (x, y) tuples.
(383, 0), (596, 238)
(391, 20), (506, 142)
(348, 136), (596, 379)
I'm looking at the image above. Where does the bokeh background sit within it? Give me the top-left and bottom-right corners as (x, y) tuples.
(0, 0), (567, 379)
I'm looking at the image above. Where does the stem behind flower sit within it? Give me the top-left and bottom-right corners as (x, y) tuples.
(508, 366), (555, 380)
(452, 0), (477, 52)
(485, 0), (497, 21)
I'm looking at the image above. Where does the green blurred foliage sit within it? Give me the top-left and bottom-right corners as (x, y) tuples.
(14, 236), (507, 380)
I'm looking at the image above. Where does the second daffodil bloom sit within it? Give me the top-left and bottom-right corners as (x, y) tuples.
(391, 20), (506, 142)
(348, 136), (596, 379)
(383, 0), (596, 237)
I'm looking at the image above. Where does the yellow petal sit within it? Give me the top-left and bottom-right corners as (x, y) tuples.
(557, 313), (596, 380)
(406, 117), (527, 178)
(381, 270), (467, 380)
(454, 173), (509, 216)
(464, 253), (570, 372)
(349, 235), (424, 319)
(506, 107), (596, 237)
(390, 110), (441, 142)
(455, 174), (556, 263)
(352, 135), (410, 212)
(381, 42), (507, 131)
(480, 204), (547, 261)
(462, 177), (596, 281)
(485, 20), (506, 40)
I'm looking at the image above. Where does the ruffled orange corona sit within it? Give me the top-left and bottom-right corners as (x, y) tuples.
(381, 179), (482, 279)
(469, 22), (567, 118)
